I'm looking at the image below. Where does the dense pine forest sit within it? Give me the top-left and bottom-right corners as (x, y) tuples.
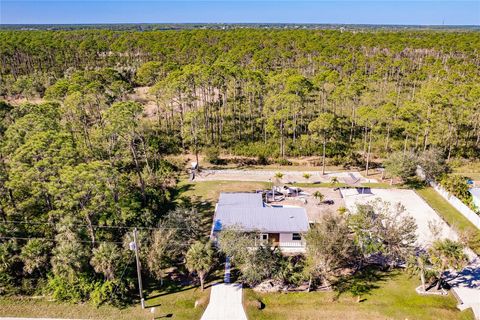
(0, 29), (479, 305)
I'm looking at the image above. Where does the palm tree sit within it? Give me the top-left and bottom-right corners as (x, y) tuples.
(20, 239), (50, 276)
(90, 242), (122, 280)
(313, 191), (325, 205)
(428, 239), (468, 290)
(186, 241), (215, 291)
(330, 177), (339, 188)
(407, 254), (430, 292)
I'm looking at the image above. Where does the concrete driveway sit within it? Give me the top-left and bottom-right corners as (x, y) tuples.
(341, 188), (458, 248)
(200, 283), (248, 320)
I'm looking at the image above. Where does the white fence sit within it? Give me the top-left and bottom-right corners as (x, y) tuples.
(416, 166), (480, 229)
(430, 181), (480, 229)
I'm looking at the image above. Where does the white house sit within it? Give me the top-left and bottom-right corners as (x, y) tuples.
(211, 192), (309, 253)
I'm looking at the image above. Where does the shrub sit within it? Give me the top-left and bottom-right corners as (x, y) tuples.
(275, 158), (292, 166)
(205, 147), (222, 165)
(257, 154), (269, 165)
(89, 280), (126, 307)
(440, 174), (471, 203)
(44, 275), (94, 303)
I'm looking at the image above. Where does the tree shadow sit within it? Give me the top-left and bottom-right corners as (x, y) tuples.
(332, 266), (393, 302)
(404, 177), (427, 190)
(171, 183), (194, 202)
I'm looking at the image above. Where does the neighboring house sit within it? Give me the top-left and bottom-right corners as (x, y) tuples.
(470, 188), (480, 210)
(211, 192), (309, 253)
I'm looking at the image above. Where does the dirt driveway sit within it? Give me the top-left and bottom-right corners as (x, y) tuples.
(196, 169), (377, 184)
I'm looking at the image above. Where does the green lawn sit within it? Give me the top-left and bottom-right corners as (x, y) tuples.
(177, 179), (270, 202)
(244, 271), (474, 320)
(416, 187), (480, 254)
(0, 284), (209, 320)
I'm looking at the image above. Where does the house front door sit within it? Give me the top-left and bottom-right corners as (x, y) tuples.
(269, 233), (280, 247)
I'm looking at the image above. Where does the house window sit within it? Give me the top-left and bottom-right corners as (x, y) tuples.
(292, 233), (301, 241)
(261, 234), (269, 241)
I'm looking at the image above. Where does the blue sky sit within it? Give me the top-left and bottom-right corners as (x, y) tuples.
(1, 1), (479, 25)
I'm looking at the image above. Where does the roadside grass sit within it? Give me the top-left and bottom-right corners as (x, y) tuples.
(244, 271), (474, 320)
(416, 187), (478, 233)
(416, 187), (480, 254)
(452, 161), (480, 181)
(0, 284), (209, 320)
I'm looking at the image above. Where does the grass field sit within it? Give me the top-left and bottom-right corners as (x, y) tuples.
(0, 284), (209, 320)
(177, 179), (270, 202)
(244, 271), (474, 320)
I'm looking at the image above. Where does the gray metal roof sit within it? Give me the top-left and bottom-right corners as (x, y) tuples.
(214, 193), (309, 233)
(218, 192), (264, 208)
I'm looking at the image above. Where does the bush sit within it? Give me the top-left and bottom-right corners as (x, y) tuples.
(231, 141), (279, 158)
(275, 158), (292, 166)
(205, 147), (222, 165)
(440, 174), (471, 203)
(89, 279), (128, 307)
(45, 275), (95, 303)
(257, 154), (269, 165)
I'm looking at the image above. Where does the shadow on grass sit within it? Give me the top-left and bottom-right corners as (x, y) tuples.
(333, 266), (396, 302)
(404, 178), (428, 190)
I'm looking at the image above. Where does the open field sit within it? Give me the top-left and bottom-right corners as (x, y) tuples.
(244, 271), (474, 320)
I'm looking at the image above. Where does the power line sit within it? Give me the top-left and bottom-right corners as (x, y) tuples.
(0, 236), (125, 244)
(0, 220), (195, 230)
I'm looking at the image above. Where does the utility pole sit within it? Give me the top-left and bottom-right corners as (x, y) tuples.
(132, 228), (145, 309)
